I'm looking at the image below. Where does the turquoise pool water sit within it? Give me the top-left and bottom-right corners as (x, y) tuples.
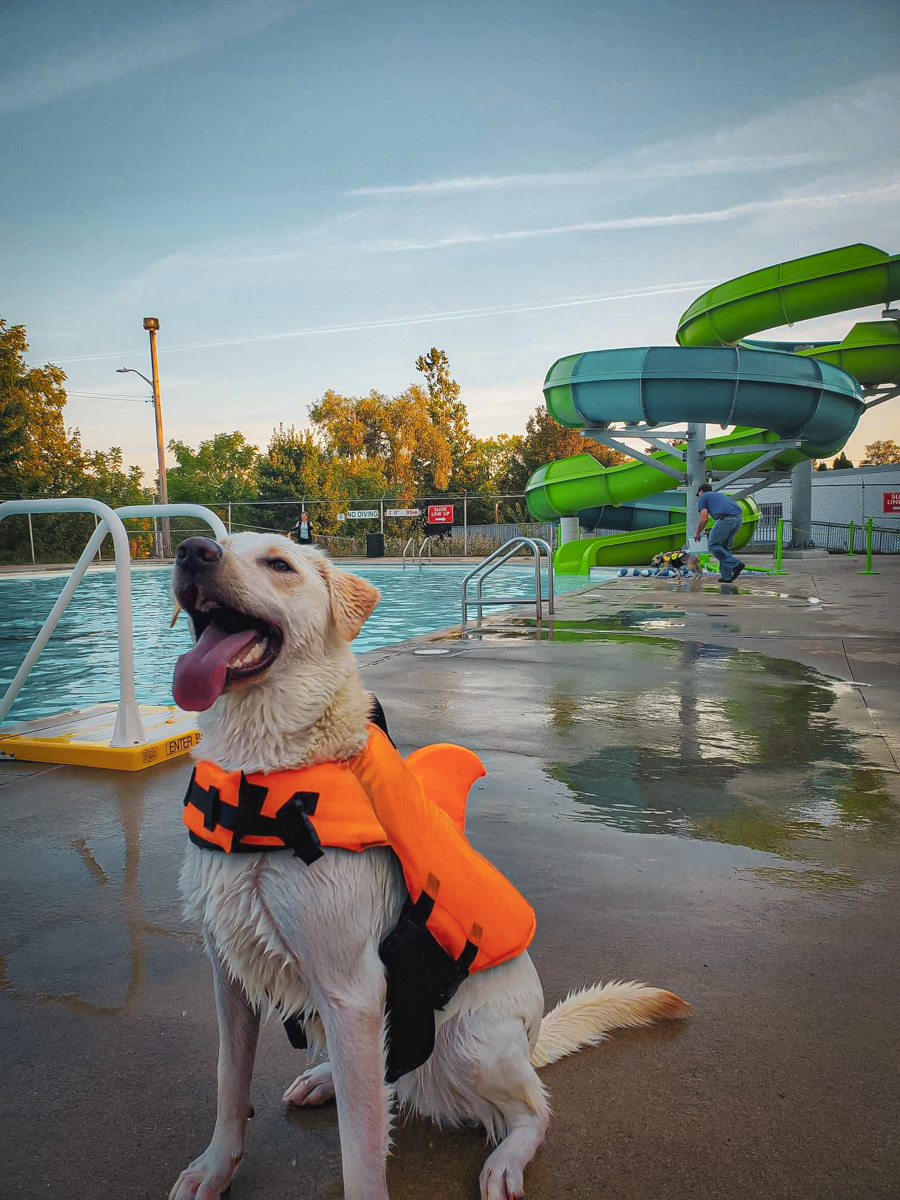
(0, 563), (594, 723)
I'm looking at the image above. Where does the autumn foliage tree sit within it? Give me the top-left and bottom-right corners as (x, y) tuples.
(861, 440), (900, 465)
(309, 387), (452, 497)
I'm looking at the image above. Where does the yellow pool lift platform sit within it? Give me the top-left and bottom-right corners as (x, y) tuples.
(0, 498), (227, 771)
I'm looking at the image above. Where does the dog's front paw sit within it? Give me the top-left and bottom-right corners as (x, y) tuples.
(283, 1060), (335, 1107)
(480, 1154), (525, 1200)
(169, 1146), (242, 1200)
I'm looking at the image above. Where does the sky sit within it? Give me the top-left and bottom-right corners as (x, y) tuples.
(3, 0), (899, 480)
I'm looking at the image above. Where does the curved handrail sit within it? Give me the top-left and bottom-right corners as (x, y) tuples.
(0, 498), (143, 744)
(417, 536), (433, 566)
(460, 535), (554, 636)
(0, 499), (225, 747)
(402, 537), (415, 568)
(116, 503), (228, 541)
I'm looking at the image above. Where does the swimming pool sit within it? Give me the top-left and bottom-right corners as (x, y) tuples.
(0, 563), (595, 723)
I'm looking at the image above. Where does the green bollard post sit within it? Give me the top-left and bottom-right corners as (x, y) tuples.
(846, 520), (855, 555)
(859, 516), (879, 575)
(772, 516), (787, 575)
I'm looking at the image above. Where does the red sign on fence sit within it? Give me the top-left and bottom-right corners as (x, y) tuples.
(883, 492), (900, 513)
(427, 504), (454, 524)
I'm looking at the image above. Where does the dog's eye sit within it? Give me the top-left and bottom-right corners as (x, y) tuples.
(266, 558), (295, 574)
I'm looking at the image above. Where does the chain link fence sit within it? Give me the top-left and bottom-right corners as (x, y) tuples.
(746, 468), (900, 552)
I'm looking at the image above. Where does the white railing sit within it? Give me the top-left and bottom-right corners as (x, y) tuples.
(460, 537), (554, 637)
(0, 500), (226, 746)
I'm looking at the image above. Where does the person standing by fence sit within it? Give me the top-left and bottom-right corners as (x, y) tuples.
(293, 510), (315, 546)
(695, 483), (744, 582)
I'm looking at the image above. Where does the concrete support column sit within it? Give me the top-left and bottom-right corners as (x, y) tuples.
(790, 459), (814, 548)
(559, 515), (580, 545)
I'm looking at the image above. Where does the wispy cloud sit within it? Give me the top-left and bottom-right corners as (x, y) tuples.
(54, 278), (716, 363)
(364, 180), (900, 253)
(0, 0), (302, 116)
(347, 153), (829, 198)
(347, 73), (899, 201)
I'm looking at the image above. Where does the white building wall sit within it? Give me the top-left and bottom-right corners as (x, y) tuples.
(747, 464), (900, 529)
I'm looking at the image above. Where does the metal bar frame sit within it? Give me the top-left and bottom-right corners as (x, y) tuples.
(0, 500), (226, 746)
(714, 446), (792, 490)
(582, 432), (684, 480)
(460, 537), (554, 637)
(729, 470), (792, 501)
(706, 440), (800, 457)
(864, 385), (900, 411)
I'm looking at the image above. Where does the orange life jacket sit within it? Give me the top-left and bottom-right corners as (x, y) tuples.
(183, 725), (536, 977)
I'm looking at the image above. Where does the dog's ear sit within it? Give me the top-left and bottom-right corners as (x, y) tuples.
(317, 561), (380, 640)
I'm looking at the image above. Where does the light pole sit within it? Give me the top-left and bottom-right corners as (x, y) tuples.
(117, 316), (170, 557)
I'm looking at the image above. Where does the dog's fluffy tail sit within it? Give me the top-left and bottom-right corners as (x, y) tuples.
(530, 981), (691, 1069)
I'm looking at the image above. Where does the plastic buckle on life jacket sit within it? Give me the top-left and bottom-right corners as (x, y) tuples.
(274, 791), (324, 865)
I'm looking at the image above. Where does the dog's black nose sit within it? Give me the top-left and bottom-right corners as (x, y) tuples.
(176, 537), (222, 571)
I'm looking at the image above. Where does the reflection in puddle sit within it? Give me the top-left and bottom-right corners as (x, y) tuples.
(542, 640), (898, 888)
(743, 866), (863, 892)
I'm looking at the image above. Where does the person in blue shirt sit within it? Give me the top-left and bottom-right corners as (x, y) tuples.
(694, 483), (745, 582)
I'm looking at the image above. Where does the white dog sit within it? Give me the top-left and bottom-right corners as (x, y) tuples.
(167, 532), (689, 1200)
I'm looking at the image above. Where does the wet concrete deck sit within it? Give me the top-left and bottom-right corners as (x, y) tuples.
(2, 554), (898, 1198)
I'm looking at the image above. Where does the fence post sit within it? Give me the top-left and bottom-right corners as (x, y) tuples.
(27, 512), (36, 564)
(463, 493), (468, 555)
(859, 517), (879, 575)
(846, 519), (854, 554)
(227, 502), (232, 533)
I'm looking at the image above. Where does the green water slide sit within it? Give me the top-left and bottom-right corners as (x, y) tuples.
(526, 243), (900, 574)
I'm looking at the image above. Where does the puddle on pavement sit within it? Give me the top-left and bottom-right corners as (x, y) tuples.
(540, 639), (899, 893)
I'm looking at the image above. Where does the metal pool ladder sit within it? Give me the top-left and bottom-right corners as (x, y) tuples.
(402, 535), (433, 568)
(460, 537), (553, 638)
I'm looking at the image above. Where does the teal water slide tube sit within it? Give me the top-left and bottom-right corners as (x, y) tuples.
(526, 244), (900, 573)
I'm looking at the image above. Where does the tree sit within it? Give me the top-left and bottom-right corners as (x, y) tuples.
(815, 461), (829, 471)
(0, 317), (81, 497)
(309, 388), (451, 496)
(861, 439), (900, 466)
(256, 424), (349, 536)
(166, 432), (260, 502)
(415, 348), (470, 489)
(831, 451), (854, 470)
(496, 406), (626, 494)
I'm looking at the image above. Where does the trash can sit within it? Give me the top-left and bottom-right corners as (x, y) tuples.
(366, 532), (385, 558)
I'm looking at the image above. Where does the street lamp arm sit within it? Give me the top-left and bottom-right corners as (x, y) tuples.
(116, 367), (154, 388)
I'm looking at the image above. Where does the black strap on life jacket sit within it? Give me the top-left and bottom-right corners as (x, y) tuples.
(183, 770), (324, 864)
(378, 890), (479, 1082)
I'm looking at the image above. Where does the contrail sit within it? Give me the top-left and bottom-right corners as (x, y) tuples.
(368, 181), (900, 253)
(347, 153), (827, 197)
(53, 279), (716, 363)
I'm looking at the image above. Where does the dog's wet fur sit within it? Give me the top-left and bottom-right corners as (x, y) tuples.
(168, 532), (690, 1200)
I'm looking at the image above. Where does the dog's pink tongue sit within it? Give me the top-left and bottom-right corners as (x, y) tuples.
(173, 625), (257, 712)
